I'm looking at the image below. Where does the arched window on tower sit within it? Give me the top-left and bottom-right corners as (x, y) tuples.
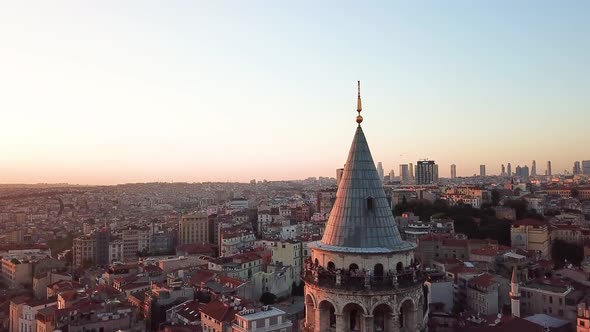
(374, 263), (384, 278)
(327, 261), (335, 271)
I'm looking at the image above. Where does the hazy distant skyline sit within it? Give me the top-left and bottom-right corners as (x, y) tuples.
(1, 1), (589, 185)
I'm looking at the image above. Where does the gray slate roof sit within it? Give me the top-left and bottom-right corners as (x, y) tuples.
(317, 125), (415, 253)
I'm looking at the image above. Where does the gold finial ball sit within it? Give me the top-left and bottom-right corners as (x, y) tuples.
(356, 115), (363, 124)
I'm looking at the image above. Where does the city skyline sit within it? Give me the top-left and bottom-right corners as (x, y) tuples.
(1, 1), (589, 185)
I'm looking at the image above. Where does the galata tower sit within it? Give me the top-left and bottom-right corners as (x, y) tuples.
(303, 82), (428, 332)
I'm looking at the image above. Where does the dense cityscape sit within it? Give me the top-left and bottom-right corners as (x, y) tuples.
(3, 2), (590, 332)
(1, 95), (590, 332)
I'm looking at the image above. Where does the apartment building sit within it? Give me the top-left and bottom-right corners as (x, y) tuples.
(417, 233), (497, 265)
(232, 306), (293, 332)
(1, 257), (33, 286)
(510, 219), (550, 258)
(220, 230), (256, 257)
(466, 273), (500, 315)
(520, 280), (581, 322)
(208, 253), (263, 280)
(255, 239), (303, 279)
(73, 235), (95, 267)
(178, 213), (209, 245)
(121, 227), (150, 260)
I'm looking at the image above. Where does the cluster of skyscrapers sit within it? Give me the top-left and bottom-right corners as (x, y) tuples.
(370, 159), (589, 184)
(500, 160), (549, 177)
(574, 160), (590, 175)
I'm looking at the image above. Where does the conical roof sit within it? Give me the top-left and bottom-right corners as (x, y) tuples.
(316, 125), (415, 253)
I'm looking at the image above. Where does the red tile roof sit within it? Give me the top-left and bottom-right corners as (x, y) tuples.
(468, 239), (498, 245)
(120, 282), (150, 291)
(91, 284), (122, 296)
(442, 239), (468, 248)
(199, 300), (237, 322)
(58, 290), (80, 301)
(512, 218), (547, 227)
(468, 273), (497, 289)
(432, 257), (463, 265)
(175, 301), (201, 322)
(177, 243), (217, 255)
(551, 224), (580, 230)
(113, 275), (139, 285)
(447, 265), (480, 276)
(456, 316), (538, 332)
(10, 295), (32, 305)
(190, 270), (216, 285)
(218, 276), (244, 288)
(470, 245), (511, 257)
(418, 233), (452, 242)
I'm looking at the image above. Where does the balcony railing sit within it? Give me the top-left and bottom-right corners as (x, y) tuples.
(302, 267), (424, 291)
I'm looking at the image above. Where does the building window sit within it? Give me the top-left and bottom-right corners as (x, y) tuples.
(367, 197), (374, 210)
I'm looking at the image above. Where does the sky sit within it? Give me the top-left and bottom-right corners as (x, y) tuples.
(1, 1), (589, 185)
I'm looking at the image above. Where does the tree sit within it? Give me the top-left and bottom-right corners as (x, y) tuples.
(572, 189), (580, 199)
(505, 200), (528, 220)
(477, 217), (511, 246)
(260, 292), (277, 305)
(195, 290), (211, 303)
(491, 190), (500, 206)
(291, 282), (304, 296)
(523, 210), (544, 220)
(551, 239), (583, 269)
(452, 215), (478, 238)
(65, 251), (73, 264)
(452, 301), (465, 314)
(82, 258), (94, 269)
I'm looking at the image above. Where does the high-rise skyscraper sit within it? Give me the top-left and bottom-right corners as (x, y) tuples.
(399, 164), (410, 184)
(416, 160), (438, 185)
(409, 163), (415, 182)
(377, 161), (384, 182)
(516, 165), (530, 178)
(389, 169), (395, 181)
(583, 160), (590, 175)
(515, 165), (522, 178)
(450, 164), (457, 179)
(501, 164), (506, 176)
(531, 160), (537, 176)
(546, 161), (552, 176)
(573, 161), (581, 175)
(507, 163), (512, 177)
(480, 165), (486, 177)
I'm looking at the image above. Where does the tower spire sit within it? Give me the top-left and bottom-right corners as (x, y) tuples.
(510, 266), (521, 317)
(356, 80), (363, 124)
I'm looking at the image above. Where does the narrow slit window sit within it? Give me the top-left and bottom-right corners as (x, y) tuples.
(367, 197), (374, 210)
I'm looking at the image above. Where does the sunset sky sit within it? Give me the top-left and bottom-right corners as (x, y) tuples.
(1, 1), (589, 185)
